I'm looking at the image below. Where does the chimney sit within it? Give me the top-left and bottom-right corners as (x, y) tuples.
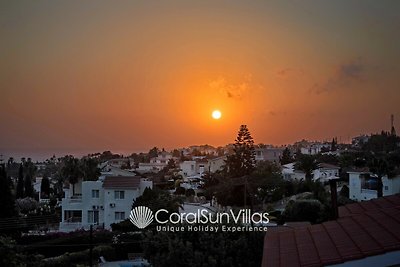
(329, 179), (338, 220)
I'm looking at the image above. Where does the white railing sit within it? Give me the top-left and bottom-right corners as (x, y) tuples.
(59, 221), (83, 232)
(62, 195), (83, 204)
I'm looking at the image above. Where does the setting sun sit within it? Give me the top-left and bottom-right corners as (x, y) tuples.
(212, 110), (222, 120)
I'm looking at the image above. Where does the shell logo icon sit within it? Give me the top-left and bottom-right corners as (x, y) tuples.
(129, 206), (154, 229)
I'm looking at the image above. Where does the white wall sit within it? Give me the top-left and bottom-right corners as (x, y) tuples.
(81, 181), (104, 226)
(208, 157), (226, 173)
(313, 168), (339, 181)
(61, 178), (153, 231)
(103, 188), (140, 229)
(180, 161), (197, 177)
(349, 172), (400, 201)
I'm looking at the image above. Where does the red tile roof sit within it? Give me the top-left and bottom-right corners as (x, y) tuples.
(102, 176), (141, 189)
(262, 194), (400, 267)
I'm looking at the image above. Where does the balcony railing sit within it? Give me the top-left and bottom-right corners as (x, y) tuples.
(59, 221), (83, 231)
(59, 221), (105, 232)
(63, 195), (82, 204)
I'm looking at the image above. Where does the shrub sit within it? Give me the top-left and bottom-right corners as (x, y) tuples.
(16, 197), (39, 214)
(284, 199), (323, 224)
(339, 185), (349, 198)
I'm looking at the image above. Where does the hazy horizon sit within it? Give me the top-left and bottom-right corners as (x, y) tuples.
(1, 1), (399, 159)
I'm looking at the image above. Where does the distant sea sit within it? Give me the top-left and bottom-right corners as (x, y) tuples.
(0, 149), (144, 163)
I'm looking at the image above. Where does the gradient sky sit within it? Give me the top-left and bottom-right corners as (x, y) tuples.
(1, 1), (400, 160)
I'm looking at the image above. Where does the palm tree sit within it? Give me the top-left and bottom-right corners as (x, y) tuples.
(60, 156), (82, 196)
(80, 157), (100, 181)
(295, 154), (317, 183)
(368, 156), (394, 198)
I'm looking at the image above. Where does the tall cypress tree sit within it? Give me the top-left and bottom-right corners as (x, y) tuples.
(40, 176), (50, 198)
(0, 164), (15, 218)
(280, 147), (293, 165)
(226, 125), (256, 177)
(24, 173), (33, 198)
(16, 164), (24, 199)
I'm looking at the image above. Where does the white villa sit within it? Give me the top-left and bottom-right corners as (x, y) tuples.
(60, 175), (152, 232)
(312, 163), (340, 182)
(281, 163), (306, 181)
(300, 142), (330, 155)
(348, 170), (400, 201)
(179, 156), (226, 178)
(255, 147), (283, 163)
(208, 156), (227, 173)
(180, 160), (208, 178)
(136, 151), (177, 173)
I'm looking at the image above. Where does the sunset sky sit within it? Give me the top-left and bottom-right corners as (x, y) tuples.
(1, 1), (399, 160)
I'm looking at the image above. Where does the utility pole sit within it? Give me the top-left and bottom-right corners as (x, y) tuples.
(89, 224), (93, 267)
(244, 177), (247, 208)
(329, 179), (338, 220)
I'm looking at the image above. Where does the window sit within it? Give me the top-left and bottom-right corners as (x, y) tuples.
(115, 190), (125, 199)
(115, 212), (125, 221)
(88, 210), (99, 224)
(384, 186), (389, 191)
(92, 190), (99, 198)
(64, 210), (82, 223)
(360, 174), (378, 190)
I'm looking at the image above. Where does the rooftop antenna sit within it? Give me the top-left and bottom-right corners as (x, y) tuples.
(391, 114), (397, 136)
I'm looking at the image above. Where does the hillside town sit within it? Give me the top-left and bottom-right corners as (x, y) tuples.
(1, 122), (399, 266)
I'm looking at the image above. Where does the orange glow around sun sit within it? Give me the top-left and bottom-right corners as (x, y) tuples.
(212, 110), (222, 120)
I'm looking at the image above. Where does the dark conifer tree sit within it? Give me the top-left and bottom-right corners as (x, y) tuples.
(226, 125), (256, 177)
(40, 176), (50, 198)
(16, 164), (24, 199)
(24, 173), (33, 198)
(0, 164), (15, 218)
(280, 147), (293, 165)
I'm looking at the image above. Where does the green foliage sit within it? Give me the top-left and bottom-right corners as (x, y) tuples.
(110, 218), (135, 232)
(40, 245), (115, 267)
(0, 236), (25, 267)
(339, 185), (349, 198)
(295, 154), (317, 182)
(362, 132), (400, 153)
(148, 147), (160, 159)
(60, 156), (81, 194)
(128, 188), (183, 227)
(174, 186), (186, 195)
(16, 197), (39, 214)
(130, 152), (147, 166)
(20, 230), (113, 258)
(60, 155), (101, 194)
(208, 161), (284, 206)
(331, 137), (338, 151)
(280, 147), (293, 165)
(24, 173), (34, 198)
(0, 165), (15, 218)
(80, 157), (100, 181)
(225, 125), (256, 177)
(284, 199), (324, 224)
(40, 176), (50, 198)
(23, 158), (37, 178)
(172, 149), (181, 158)
(251, 161), (284, 202)
(186, 188), (195, 197)
(17, 164), (24, 199)
(316, 153), (339, 166)
(142, 230), (264, 267)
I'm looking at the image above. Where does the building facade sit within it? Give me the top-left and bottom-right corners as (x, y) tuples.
(60, 176), (152, 232)
(348, 171), (400, 201)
